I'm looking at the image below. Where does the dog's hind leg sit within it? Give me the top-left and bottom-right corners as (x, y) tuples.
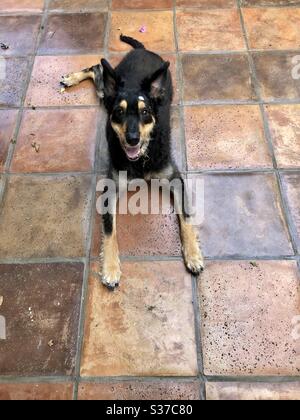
(61, 64), (104, 98)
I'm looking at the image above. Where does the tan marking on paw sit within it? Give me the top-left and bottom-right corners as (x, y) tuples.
(61, 70), (95, 88)
(179, 215), (204, 276)
(101, 231), (121, 290)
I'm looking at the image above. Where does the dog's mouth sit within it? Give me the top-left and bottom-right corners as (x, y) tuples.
(123, 144), (142, 161)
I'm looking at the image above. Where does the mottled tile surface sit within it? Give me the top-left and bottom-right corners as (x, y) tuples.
(199, 173), (293, 257)
(177, 0), (236, 8)
(281, 173), (300, 251)
(0, 175), (92, 258)
(182, 54), (255, 101)
(253, 53), (300, 101)
(0, 0), (44, 12)
(49, 0), (108, 12)
(0, 58), (29, 107)
(0, 263), (83, 376)
(110, 11), (175, 52)
(243, 8), (300, 50)
(177, 10), (245, 52)
(26, 56), (99, 107)
(113, 0), (173, 8)
(11, 109), (99, 173)
(199, 261), (300, 376)
(184, 105), (272, 170)
(0, 383), (74, 401)
(206, 382), (300, 401)
(0, 110), (18, 172)
(39, 13), (107, 54)
(241, 0), (300, 5)
(78, 381), (200, 400)
(265, 105), (300, 168)
(81, 261), (198, 376)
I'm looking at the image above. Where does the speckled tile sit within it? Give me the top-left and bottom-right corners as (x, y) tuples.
(112, 0), (173, 8)
(49, 0), (108, 12)
(0, 383), (74, 401)
(177, 0), (236, 8)
(199, 260), (300, 376)
(0, 58), (29, 107)
(0, 0), (44, 12)
(281, 173), (300, 252)
(0, 110), (18, 172)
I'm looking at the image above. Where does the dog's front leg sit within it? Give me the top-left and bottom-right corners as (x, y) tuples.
(61, 64), (104, 99)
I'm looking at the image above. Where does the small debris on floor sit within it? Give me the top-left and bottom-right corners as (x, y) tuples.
(10, 138), (16, 145)
(31, 106), (36, 110)
(48, 340), (54, 348)
(250, 261), (259, 268)
(139, 25), (147, 34)
(0, 42), (9, 50)
(31, 142), (40, 153)
(147, 305), (156, 312)
(0, 296), (3, 307)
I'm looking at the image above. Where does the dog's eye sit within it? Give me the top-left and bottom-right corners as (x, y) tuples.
(141, 109), (149, 116)
(116, 108), (125, 117)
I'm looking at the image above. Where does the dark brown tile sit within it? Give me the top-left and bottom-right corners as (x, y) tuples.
(0, 110), (18, 172)
(206, 382), (300, 401)
(182, 54), (256, 102)
(0, 0), (44, 12)
(0, 175), (92, 258)
(113, 0), (173, 8)
(199, 260), (300, 376)
(0, 16), (41, 56)
(0, 263), (83, 376)
(78, 381), (200, 400)
(39, 13), (107, 54)
(177, 10), (245, 52)
(0, 58), (29, 107)
(177, 0), (236, 7)
(11, 108), (99, 173)
(81, 261), (198, 376)
(281, 173), (300, 252)
(0, 383), (74, 401)
(49, 0), (108, 12)
(253, 52), (300, 101)
(198, 173), (293, 257)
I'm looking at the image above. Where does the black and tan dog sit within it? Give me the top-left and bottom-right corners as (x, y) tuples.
(61, 35), (204, 289)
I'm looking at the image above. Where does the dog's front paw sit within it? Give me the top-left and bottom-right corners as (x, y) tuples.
(183, 246), (204, 276)
(60, 73), (79, 88)
(101, 260), (122, 291)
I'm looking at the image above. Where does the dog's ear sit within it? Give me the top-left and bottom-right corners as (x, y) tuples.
(101, 58), (118, 100)
(142, 61), (170, 101)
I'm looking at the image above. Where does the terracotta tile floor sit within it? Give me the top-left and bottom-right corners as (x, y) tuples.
(0, 0), (299, 401)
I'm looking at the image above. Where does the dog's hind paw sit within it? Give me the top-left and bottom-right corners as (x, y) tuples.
(60, 73), (80, 88)
(184, 248), (204, 276)
(101, 264), (122, 291)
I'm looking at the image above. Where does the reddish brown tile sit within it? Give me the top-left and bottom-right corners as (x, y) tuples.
(243, 8), (300, 50)
(81, 261), (198, 376)
(0, 383), (74, 401)
(198, 173), (293, 257)
(241, 0), (300, 5)
(49, 0), (108, 12)
(265, 105), (300, 168)
(184, 105), (272, 170)
(0, 0), (44, 12)
(0, 110), (18, 172)
(177, 10), (245, 52)
(78, 381), (200, 400)
(0, 263), (83, 376)
(206, 382), (300, 401)
(199, 260), (300, 376)
(177, 0), (236, 7)
(26, 56), (99, 107)
(253, 53), (300, 101)
(281, 173), (300, 252)
(0, 175), (92, 258)
(113, 0), (173, 8)
(109, 11), (175, 52)
(0, 58), (29, 107)
(11, 109), (99, 173)
(0, 16), (41, 56)
(39, 13), (107, 54)
(182, 54), (255, 102)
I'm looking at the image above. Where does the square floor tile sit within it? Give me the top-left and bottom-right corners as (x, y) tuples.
(49, 0), (108, 12)
(81, 261), (198, 376)
(198, 173), (293, 257)
(206, 382), (300, 401)
(177, 0), (236, 8)
(0, 16), (41, 56)
(0, 263), (83, 376)
(243, 8), (300, 50)
(0, 383), (74, 401)
(177, 10), (245, 52)
(0, 0), (44, 12)
(26, 56), (100, 107)
(0, 58), (29, 107)
(39, 13), (107, 55)
(253, 53), (300, 101)
(78, 381), (200, 400)
(182, 54), (256, 102)
(11, 108), (99, 173)
(199, 260), (300, 376)
(281, 173), (300, 252)
(0, 175), (92, 258)
(0, 110), (18, 172)
(241, 0), (300, 5)
(265, 105), (300, 168)
(113, 0), (173, 8)
(184, 105), (272, 170)
(110, 11), (175, 52)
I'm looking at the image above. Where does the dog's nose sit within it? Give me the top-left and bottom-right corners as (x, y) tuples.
(127, 133), (140, 146)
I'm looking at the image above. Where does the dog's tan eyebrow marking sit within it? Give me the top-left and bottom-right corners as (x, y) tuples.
(138, 100), (146, 110)
(119, 100), (128, 110)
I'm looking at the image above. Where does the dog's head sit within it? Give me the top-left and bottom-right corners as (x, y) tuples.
(101, 58), (170, 162)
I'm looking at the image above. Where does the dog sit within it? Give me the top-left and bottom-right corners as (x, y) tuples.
(61, 35), (204, 290)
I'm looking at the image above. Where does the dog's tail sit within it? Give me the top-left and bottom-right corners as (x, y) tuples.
(120, 34), (145, 50)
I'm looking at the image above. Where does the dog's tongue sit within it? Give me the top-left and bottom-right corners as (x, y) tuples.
(125, 146), (140, 160)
